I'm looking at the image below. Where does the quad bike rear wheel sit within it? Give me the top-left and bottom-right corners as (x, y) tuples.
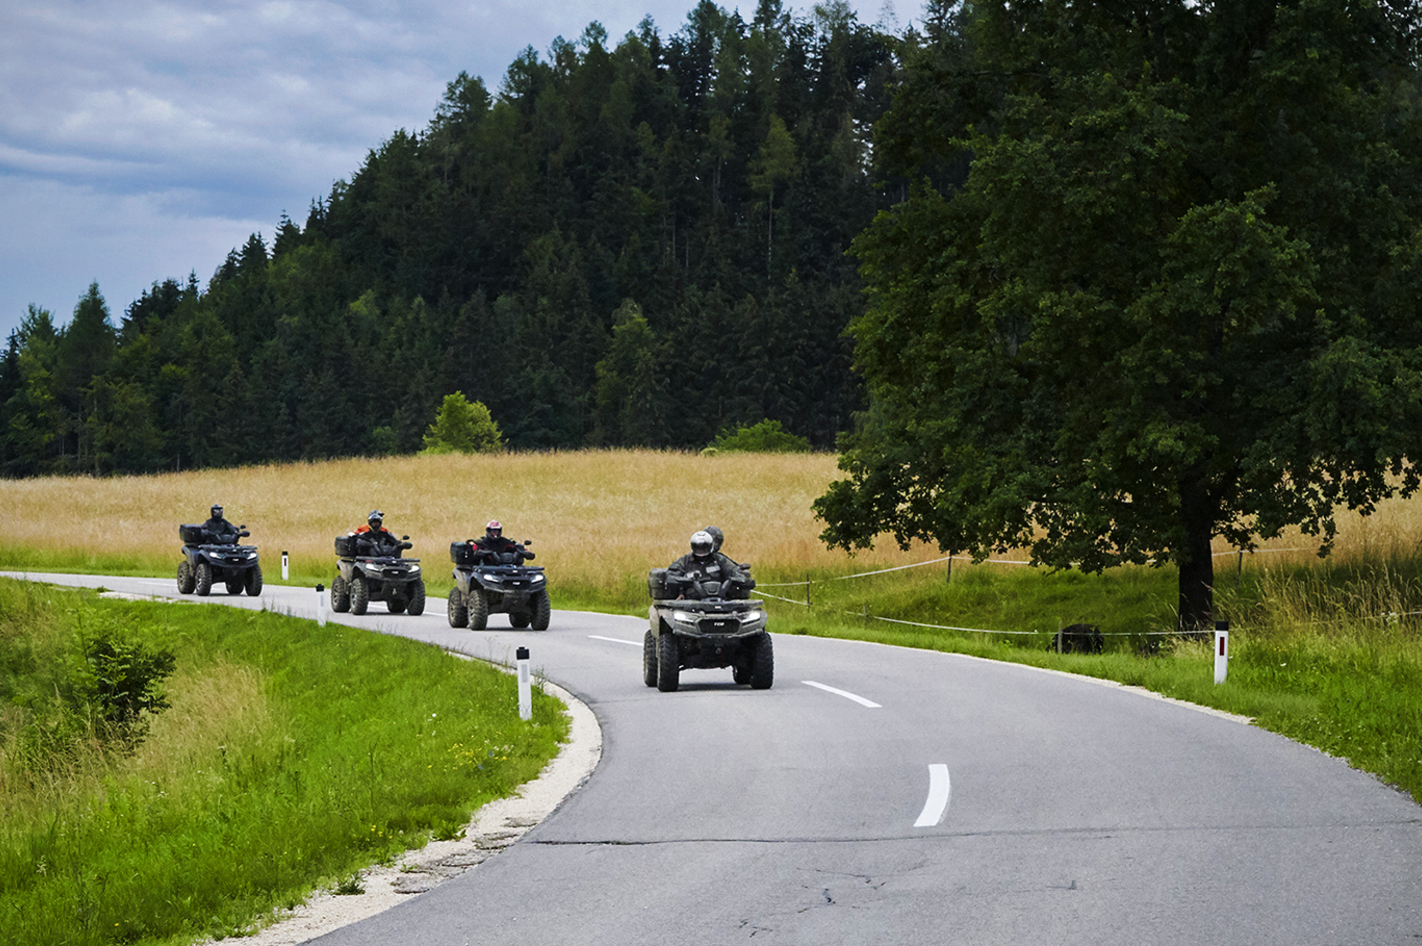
(226, 577), (244, 595)
(177, 561), (195, 594)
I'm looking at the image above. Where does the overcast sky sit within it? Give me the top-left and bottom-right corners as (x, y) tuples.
(1, 0), (893, 344)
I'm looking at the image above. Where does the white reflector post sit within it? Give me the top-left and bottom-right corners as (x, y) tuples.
(1214, 622), (1229, 685)
(316, 583), (327, 627)
(282, 550), (289, 581)
(517, 646), (532, 720)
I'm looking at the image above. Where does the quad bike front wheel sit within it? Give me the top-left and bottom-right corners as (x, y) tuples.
(643, 630), (657, 687)
(468, 587), (488, 630)
(350, 576), (369, 615)
(244, 564), (263, 596)
(407, 580), (426, 616)
(531, 588), (551, 631)
(749, 632), (774, 690)
(331, 575), (350, 613)
(194, 563), (213, 597)
(447, 587), (468, 627)
(656, 631), (680, 693)
(177, 561), (195, 594)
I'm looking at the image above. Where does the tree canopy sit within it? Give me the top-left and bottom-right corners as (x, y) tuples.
(815, 0), (1422, 629)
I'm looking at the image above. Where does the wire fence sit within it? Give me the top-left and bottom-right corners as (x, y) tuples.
(750, 545), (1411, 640)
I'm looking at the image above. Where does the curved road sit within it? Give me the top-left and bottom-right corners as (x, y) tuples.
(10, 572), (1421, 945)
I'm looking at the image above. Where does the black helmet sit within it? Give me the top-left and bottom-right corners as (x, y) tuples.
(211, 504), (223, 519)
(690, 530), (714, 557)
(368, 509), (383, 529)
(704, 526), (724, 553)
(486, 520), (502, 539)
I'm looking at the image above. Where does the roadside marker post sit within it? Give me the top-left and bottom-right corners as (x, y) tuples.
(1214, 621), (1229, 684)
(316, 583), (327, 627)
(282, 551), (289, 581)
(517, 647), (532, 720)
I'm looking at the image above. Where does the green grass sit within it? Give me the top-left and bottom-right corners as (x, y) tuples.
(0, 579), (568, 946)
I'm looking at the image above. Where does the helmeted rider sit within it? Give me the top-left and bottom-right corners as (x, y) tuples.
(353, 509), (403, 556)
(471, 520), (534, 564)
(203, 504), (241, 545)
(668, 530), (748, 599)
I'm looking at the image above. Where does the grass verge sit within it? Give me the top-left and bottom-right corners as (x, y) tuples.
(0, 578), (568, 946)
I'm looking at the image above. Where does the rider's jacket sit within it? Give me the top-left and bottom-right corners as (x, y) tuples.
(667, 551), (744, 585)
(472, 534), (531, 562)
(353, 525), (401, 555)
(204, 516), (240, 544)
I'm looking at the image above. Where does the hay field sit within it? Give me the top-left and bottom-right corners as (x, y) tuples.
(1, 450), (1417, 599)
(0, 451), (930, 596)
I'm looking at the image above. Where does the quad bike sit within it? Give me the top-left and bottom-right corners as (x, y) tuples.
(447, 540), (550, 630)
(177, 524), (262, 597)
(643, 568), (772, 692)
(329, 534), (426, 616)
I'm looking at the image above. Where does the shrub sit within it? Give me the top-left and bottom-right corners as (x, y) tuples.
(708, 419), (811, 454)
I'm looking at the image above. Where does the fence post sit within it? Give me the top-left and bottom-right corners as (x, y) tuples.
(805, 573), (811, 609)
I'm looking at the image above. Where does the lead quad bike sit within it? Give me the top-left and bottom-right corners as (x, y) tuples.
(329, 534), (426, 616)
(177, 524), (262, 596)
(447, 541), (550, 630)
(643, 568), (772, 692)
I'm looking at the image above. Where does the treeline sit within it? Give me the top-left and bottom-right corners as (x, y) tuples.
(0, 0), (905, 477)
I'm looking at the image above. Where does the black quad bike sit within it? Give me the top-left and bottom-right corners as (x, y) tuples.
(177, 524), (262, 597)
(329, 534), (426, 616)
(643, 568), (772, 692)
(447, 541), (550, 630)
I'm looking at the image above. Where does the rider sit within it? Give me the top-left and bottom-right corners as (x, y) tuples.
(203, 504), (241, 544)
(471, 520), (534, 564)
(353, 510), (404, 556)
(667, 530), (748, 599)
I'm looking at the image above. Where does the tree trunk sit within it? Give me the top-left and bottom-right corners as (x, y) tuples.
(1177, 471), (1215, 632)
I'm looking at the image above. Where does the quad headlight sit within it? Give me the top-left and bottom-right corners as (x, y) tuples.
(738, 609), (765, 624)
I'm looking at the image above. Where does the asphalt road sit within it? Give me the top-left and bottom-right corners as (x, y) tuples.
(10, 571), (1421, 945)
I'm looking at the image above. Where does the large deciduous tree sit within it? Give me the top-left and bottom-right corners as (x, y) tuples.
(815, 0), (1422, 630)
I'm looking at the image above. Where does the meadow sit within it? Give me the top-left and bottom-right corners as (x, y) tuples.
(0, 448), (1418, 938)
(0, 579), (567, 946)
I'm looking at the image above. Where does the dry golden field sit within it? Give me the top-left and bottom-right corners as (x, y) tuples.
(1, 450), (1417, 597)
(0, 451), (928, 595)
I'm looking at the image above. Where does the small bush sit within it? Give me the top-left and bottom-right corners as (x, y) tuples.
(707, 419), (810, 454)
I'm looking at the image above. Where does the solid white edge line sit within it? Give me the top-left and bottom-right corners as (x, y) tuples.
(801, 680), (882, 708)
(589, 635), (641, 646)
(915, 763), (951, 827)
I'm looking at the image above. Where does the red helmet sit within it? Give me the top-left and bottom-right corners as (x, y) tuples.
(486, 520), (502, 538)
